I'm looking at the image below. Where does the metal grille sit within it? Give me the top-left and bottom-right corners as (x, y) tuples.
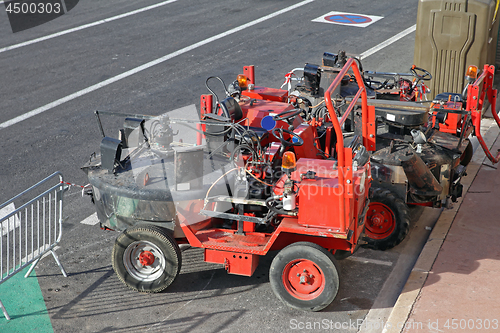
(0, 172), (67, 320)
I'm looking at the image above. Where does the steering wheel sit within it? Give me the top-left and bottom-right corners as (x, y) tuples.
(273, 108), (302, 122)
(410, 65), (432, 81)
(272, 128), (304, 147)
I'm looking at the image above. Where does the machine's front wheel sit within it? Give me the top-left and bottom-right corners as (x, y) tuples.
(363, 188), (410, 250)
(269, 242), (339, 311)
(112, 224), (181, 293)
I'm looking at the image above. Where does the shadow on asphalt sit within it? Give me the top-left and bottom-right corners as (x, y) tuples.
(42, 240), (404, 321)
(91, 309), (248, 333)
(36, 206), (434, 330)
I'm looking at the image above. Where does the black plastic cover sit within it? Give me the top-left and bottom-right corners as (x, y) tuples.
(322, 52), (339, 67)
(219, 97), (243, 121)
(100, 137), (122, 174)
(303, 63), (322, 95)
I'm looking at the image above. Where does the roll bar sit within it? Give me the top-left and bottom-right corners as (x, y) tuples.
(323, 58), (376, 233)
(324, 58), (376, 169)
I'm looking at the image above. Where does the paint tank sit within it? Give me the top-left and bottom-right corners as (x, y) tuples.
(414, 0), (499, 96)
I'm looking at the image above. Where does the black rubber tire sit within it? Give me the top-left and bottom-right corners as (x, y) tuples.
(363, 188), (410, 251)
(269, 242), (339, 312)
(112, 224), (181, 293)
(460, 141), (473, 166)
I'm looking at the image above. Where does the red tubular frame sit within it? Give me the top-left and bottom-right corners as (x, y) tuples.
(323, 58), (376, 232)
(466, 64), (500, 163)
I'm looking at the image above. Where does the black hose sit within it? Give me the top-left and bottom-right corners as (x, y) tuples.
(205, 76), (230, 105)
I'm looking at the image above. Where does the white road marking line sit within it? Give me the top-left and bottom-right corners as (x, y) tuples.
(0, 0), (178, 54)
(81, 212), (99, 225)
(0, 203), (20, 237)
(360, 24), (416, 59)
(0, 0), (315, 130)
(347, 256), (394, 266)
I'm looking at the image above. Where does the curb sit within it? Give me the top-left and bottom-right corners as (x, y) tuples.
(380, 115), (500, 333)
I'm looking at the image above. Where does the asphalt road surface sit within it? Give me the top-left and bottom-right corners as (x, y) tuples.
(0, 1), (441, 332)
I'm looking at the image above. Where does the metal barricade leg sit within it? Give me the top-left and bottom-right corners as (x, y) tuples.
(0, 299), (11, 321)
(50, 249), (67, 278)
(24, 249), (67, 278)
(24, 257), (41, 278)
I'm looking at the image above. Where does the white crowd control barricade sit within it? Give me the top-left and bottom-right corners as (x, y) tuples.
(0, 172), (67, 320)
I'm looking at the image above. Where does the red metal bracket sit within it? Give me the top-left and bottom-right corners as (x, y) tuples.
(467, 65), (500, 163)
(198, 94), (213, 145)
(243, 65), (255, 85)
(205, 249), (259, 276)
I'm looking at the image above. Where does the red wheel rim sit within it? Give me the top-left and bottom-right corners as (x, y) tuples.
(365, 202), (396, 240)
(282, 259), (325, 300)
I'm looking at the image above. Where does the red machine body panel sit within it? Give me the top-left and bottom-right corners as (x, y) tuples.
(293, 124), (321, 159)
(242, 86), (288, 102)
(290, 158), (369, 232)
(297, 179), (341, 229)
(239, 98), (301, 129)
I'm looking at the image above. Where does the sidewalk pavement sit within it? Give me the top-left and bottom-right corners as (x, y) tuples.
(382, 118), (500, 333)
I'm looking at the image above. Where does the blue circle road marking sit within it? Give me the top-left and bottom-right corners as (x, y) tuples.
(325, 14), (372, 25)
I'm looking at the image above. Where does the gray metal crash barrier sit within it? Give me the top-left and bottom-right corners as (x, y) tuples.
(0, 172), (67, 320)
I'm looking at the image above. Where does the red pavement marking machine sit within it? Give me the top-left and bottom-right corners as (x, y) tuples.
(83, 58), (375, 311)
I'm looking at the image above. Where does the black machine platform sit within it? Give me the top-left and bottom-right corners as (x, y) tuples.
(367, 99), (429, 127)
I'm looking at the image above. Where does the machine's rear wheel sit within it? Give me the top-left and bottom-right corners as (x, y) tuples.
(364, 188), (410, 250)
(112, 224), (181, 293)
(269, 242), (339, 311)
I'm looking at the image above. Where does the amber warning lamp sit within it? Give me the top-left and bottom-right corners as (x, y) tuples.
(282, 151), (297, 174)
(237, 74), (250, 89)
(466, 65), (478, 81)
